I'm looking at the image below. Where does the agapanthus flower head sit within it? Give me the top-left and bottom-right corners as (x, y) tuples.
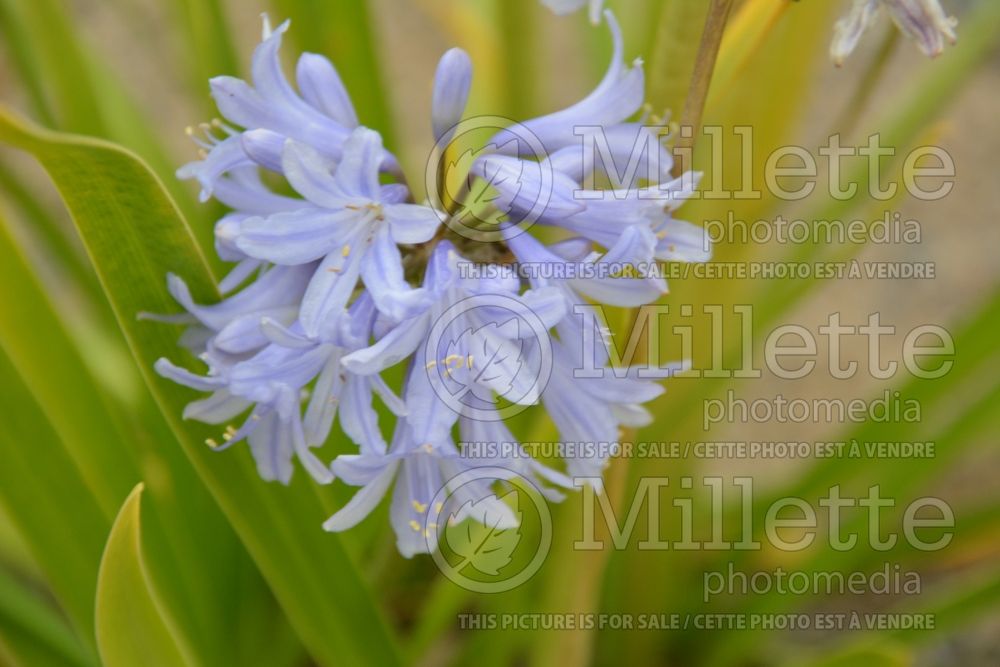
(157, 11), (711, 557)
(831, 0), (958, 66)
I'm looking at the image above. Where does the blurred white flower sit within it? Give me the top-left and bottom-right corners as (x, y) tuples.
(831, 0), (958, 66)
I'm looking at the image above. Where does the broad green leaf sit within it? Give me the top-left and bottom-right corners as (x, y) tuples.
(0, 210), (138, 519)
(0, 349), (108, 648)
(0, 203), (282, 667)
(0, 161), (100, 308)
(95, 484), (191, 667)
(0, 565), (96, 667)
(0, 106), (400, 666)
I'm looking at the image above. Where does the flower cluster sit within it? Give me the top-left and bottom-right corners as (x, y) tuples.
(830, 0), (958, 65)
(157, 12), (709, 556)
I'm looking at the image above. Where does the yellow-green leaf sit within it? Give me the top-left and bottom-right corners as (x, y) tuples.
(95, 485), (190, 667)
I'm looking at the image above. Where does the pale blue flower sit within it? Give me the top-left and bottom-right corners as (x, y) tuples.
(178, 17), (399, 200)
(157, 12), (708, 555)
(340, 241), (565, 444)
(231, 127), (441, 335)
(324, 419), (518, 558)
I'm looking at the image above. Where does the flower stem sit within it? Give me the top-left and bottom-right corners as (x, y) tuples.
(672, 0), (736, 177)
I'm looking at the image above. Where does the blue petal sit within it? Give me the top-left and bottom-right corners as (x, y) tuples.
(295, 52), (359, 128)
(241, 129), (285, 172)
(299, 236), (367, 338)
(341, 312), (431, 374)
(236, 208), (362, 264)
(431, 48), (473, 143)
(323, 458), (398, 531)
(302, 353), (344, 445)
(362, 224), (433, 320)
(384, 203), (441, 244)
(332, 127), (383, 200)
(490, 12), (641, 153)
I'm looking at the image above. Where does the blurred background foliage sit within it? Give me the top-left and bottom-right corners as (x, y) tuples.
(0, 0), (998, 666)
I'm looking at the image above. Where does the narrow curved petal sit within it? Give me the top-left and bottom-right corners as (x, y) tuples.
(323, 460), (398, 531)
(490, 12), (642, 152)
(341, 312), (430, 374)
(303, 353), (344, 445)
(296, 52), (359, 128)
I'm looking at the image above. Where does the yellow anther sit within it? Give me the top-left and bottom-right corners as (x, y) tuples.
(205, 438), (218, 448)
(412, 500), (428, 513)
(341, 244), (351, 257)
(409, 520), (421, 532)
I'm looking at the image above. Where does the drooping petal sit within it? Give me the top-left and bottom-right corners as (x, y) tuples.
(490, 12), (642, 153)
(290, 414), (334, 484)
(182, 389), (252, 424)
(830, 0), (881, 65)
(247, 411), (295, 484)
(361, 224), (433, 320)
(339, 375), (388, 455)
(299, 231), (368, 338)
(302, 352), (344, 445)
(154, 358), (227, 392)
(383, 203), (442, 244)
(341, 312), (431, 374)
(323, 458), (398, 531)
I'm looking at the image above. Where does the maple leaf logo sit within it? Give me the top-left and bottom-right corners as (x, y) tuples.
(445, 492), (522, 576)
(445, 140), (522, 224)
(442, 318), (523, 403)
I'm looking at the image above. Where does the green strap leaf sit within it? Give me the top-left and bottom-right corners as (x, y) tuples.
(0, 106), (400, 666)
(95, 484), (191, 667)
(0, 349), (109, 649)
